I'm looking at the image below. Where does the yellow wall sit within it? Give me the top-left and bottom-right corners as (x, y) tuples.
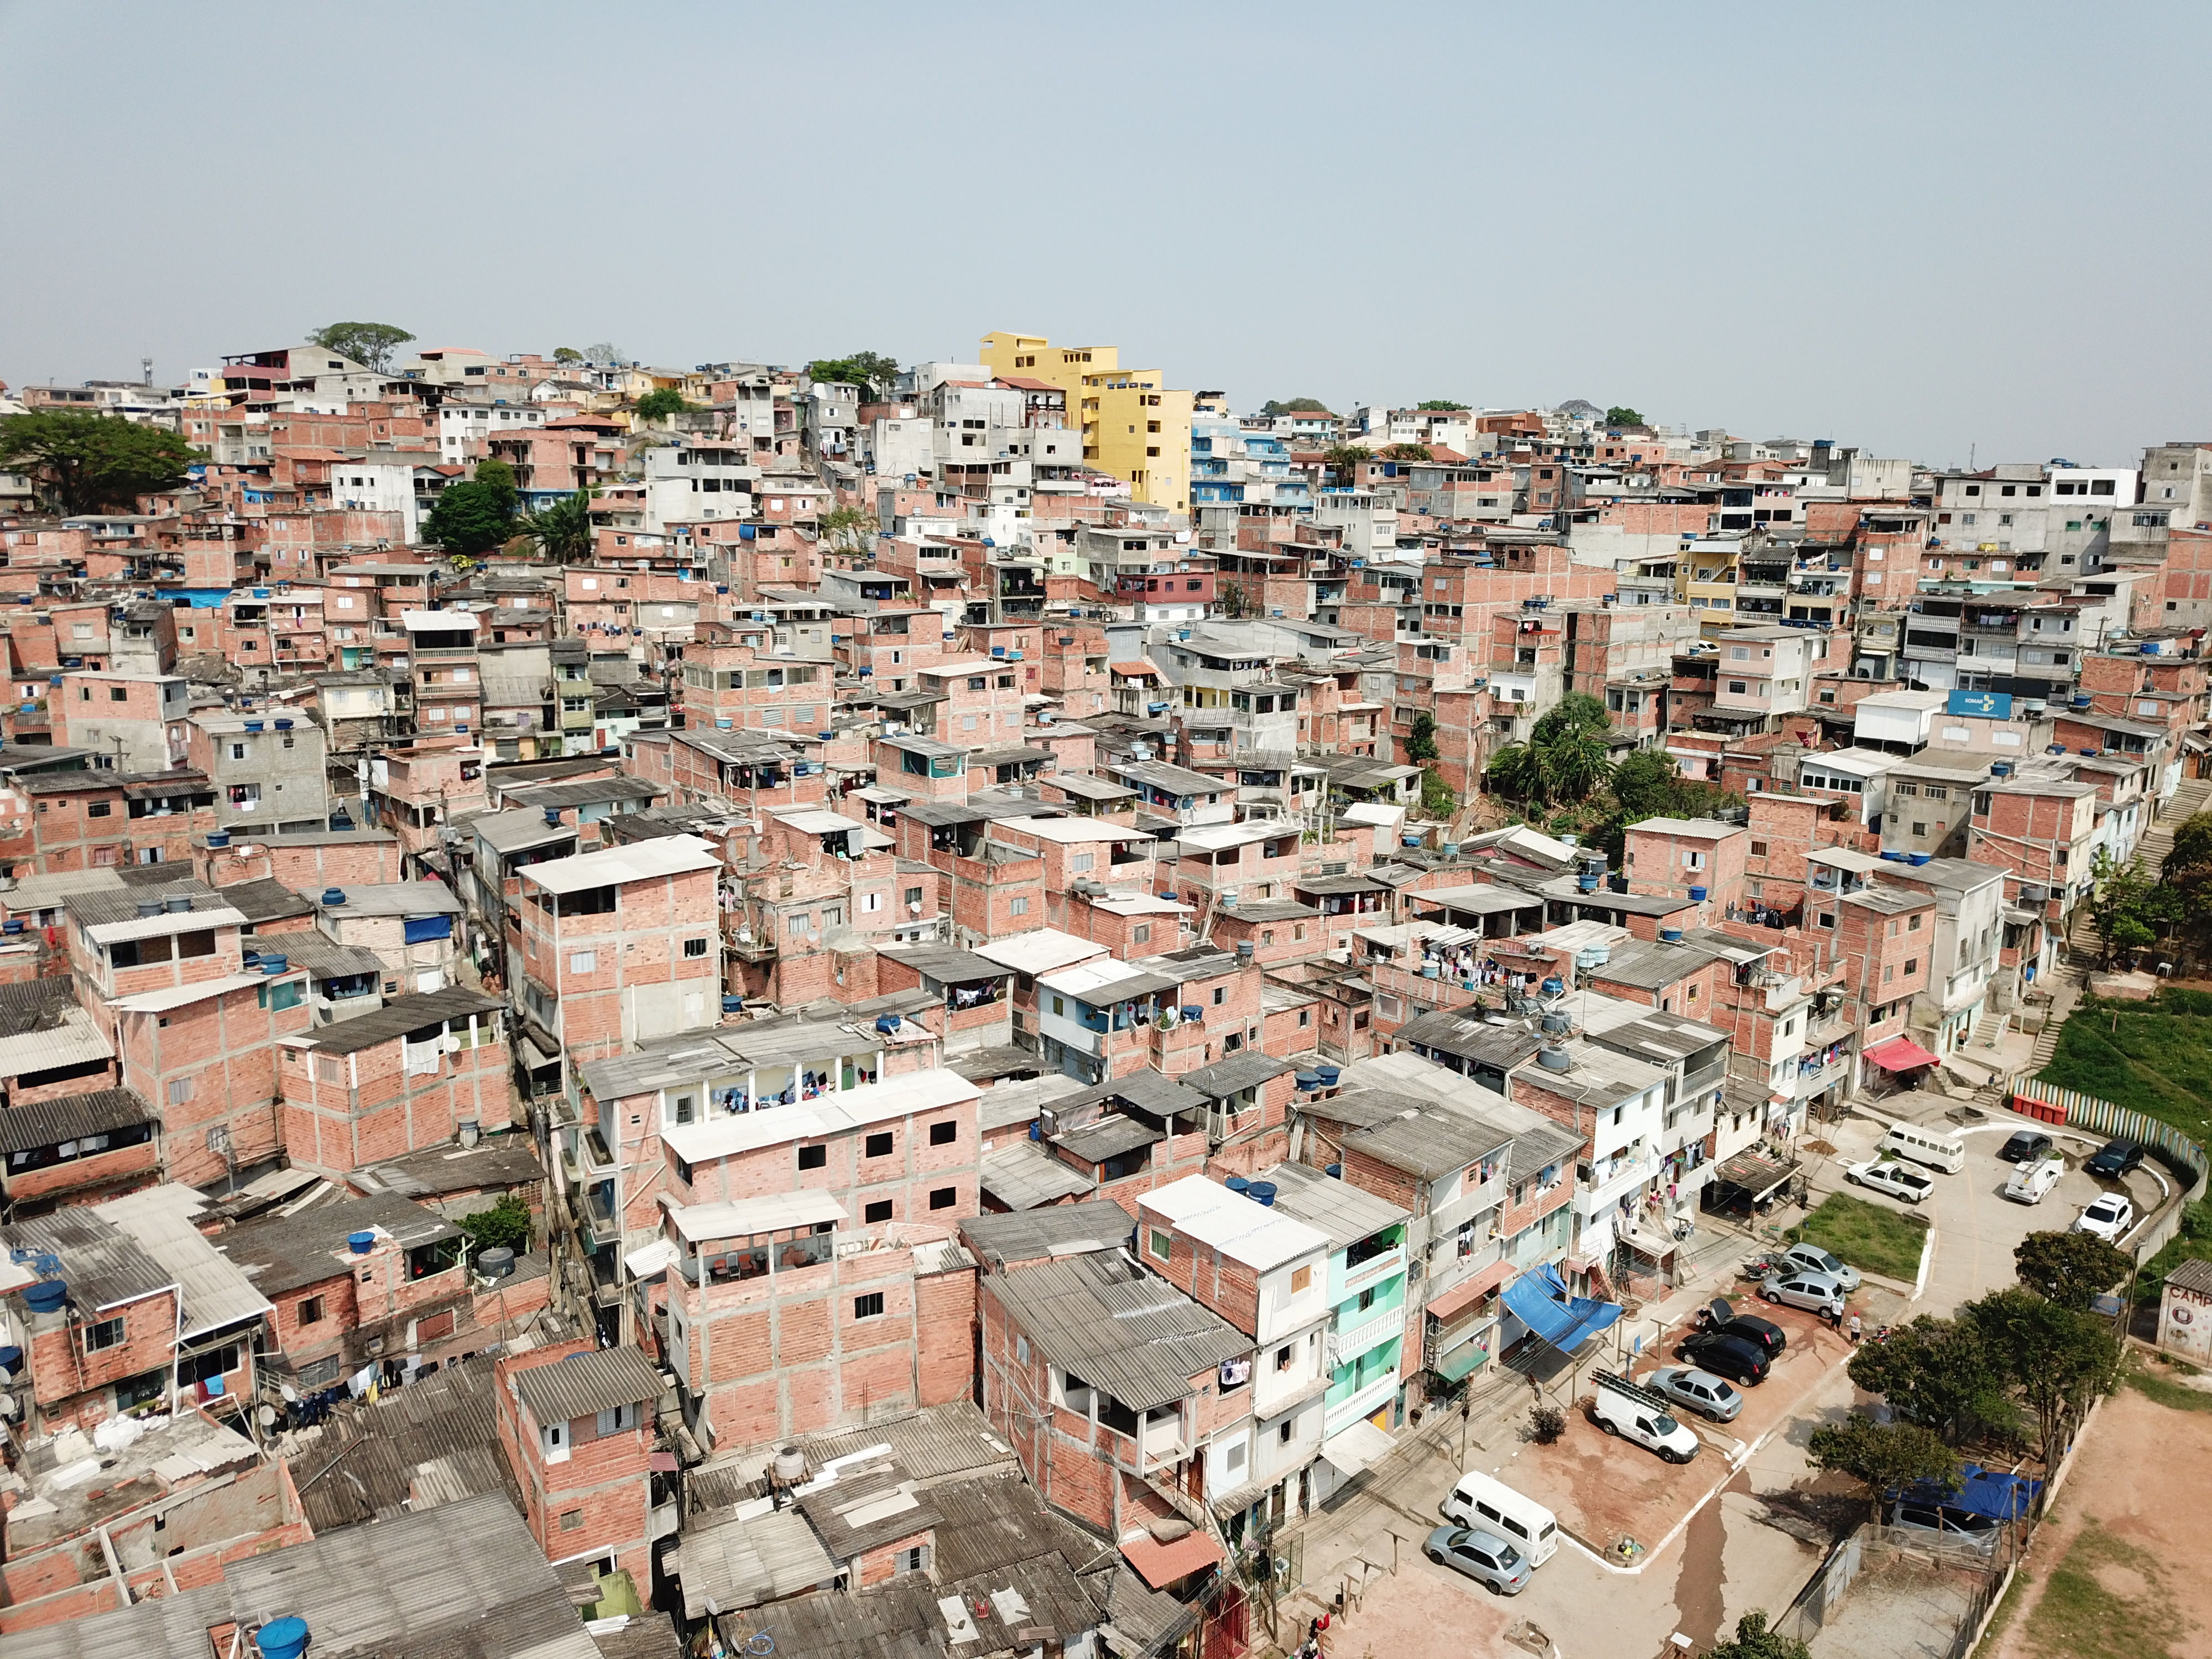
(978, 331), (1191, 512)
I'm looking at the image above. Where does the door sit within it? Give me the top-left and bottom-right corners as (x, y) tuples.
(416, 968), (444, 994)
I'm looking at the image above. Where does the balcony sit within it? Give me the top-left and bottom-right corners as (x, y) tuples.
(1327, 1306), (1403, 1366)
(1574, 1152), (1657, 1217)
(1324, 1370), (1403, 1437)
(1137, 1404), (1189, 1471)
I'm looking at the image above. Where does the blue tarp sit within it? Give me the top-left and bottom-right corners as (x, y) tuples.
(1895, 1462), (2041, 1520)
(402, 915), (453, 944)
(1500, 1262), (1623, 1354)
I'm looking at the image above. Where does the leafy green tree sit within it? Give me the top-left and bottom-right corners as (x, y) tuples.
(1846, 1314), (2013, 1445)
(1609, 748), (1684, 820)
(581, 342), (627, 366)
(1320, 444), (1371, 481)
(422, 481), (517, 556)
(1540, 728), (1617, 803)
(1807, 1413), (1961, 1522)
(0, 411), (200, 513)
(306, 321), (415, 372)
(2164, 811), (2212, 968)
(806, 352), (901, 395)
(458, 1194), (533, 1254)
(1406, 712), (1439, 765)
(1261, 397), (1330, 416)
(1486, 742), (1547, 804)
(1381, 443), (1433, 461)
(1416, 400), (1468, 411)
(1419, 769), (1457, 820)
(1217, 577), (1252, 619)
(472, 458), (518, 519)
(2014, 1230), (2132, 1312)
(1704, 1613), (1810, 1659)
(818, 504), (878, 557)
(1530, 691), (1609, 746)
(552, 347), (585, 364)
(1965, 1287), (2122, 1479)
(1604, 406), (1643, 426)
(634, 388), (696, 424)
(523, 489), (597, 562)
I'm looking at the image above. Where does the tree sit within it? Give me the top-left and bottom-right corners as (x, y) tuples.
(1604, 406), (1643, 427)
(1965, 1287), (2122, 1478)
(1530, 691), (1609, 747)
(2014, 1231), (2132, 1311)
(806, 351), (901, 395)
(1846, 1314), (2013, 1445)
(1406, 712), (1439, 765)
(1540, 728), (1617, 803)
(552, 347), (585, 364)
(1319, 444), (1371, 482)
(1261, 397), (1330, 416)
(1807, 1413), (1961, 1522)
(422, 481), (517, 556)
(1610, 748), (1686, 820)
(818, 504), (878, 557)
(1485, 742), (1548, 804)
(522, 489), (597, 562)
(472, 458), (518, 519)
(0, 411), (199, 514)
(634, 387), (696, 424)
(581, 342), (628, 366)
(1416, 400), (1468, 411)
(307, 321), (415, 373)
(2161, 811), (2212, 968)
(1419, 768), (1457, 820)
(458, 1194), (533, 1254)
(1381, 443), (1433, 461)
(1705, 1612), (1811, 1659)
(1217, 577), (1253, 619)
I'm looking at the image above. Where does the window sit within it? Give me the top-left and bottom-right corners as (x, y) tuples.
(797, 1144), (827, 1171)
(1291, 1265), (1312, 1294)
(1905, 958), (1919, 976)
(168, 1075), (196, 1105)
(569, 951), (597, 974)
(929, 1121), (957, 1146)
(1212, 986), (1226, 1005)
(560, 1509), (584, 1531)
(1909, 913), (1922, 931)
(1009, 896), (1028, 917)
(540, 1420), (569, 1463)
(315, 1053), (342, 1085)
(930, 1187), (956, 1209)
(682, 937), (708, 958)
(854, 1292), (885, 1319)
(865, 1199), (893, 1223)
(1750, 840), (1768, 857)
(1149, 1227), (1172, 1261)
(297, 1295), (325, 1325)
(865, 1131), (893, 1157)
(595, 1402), (639, 1436)
(84, 1316), (125, 1352)
(87, 801), (111, 818)
(176, 1341), (241, 1388)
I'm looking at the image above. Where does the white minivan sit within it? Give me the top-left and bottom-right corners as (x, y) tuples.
(2004, 1155), (2065, 1205)
(1440, 1469), (1559, 1566)
(1878, 1121), (1967, 1175)
(1592, 1373), (1702, 1464)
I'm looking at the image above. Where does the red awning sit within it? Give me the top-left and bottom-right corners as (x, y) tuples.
(1865, 1036), (1942, 1073)
(1121, 1527), (1225, 1589)
(1425, 1259), (1512, 1323)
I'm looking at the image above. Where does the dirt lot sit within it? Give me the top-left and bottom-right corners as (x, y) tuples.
(1986, 1376), (2212, 1659)
(1484, 1288), (1882, 1557)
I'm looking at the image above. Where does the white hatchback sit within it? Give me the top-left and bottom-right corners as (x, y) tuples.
(2074, 1193), (2135, 1243)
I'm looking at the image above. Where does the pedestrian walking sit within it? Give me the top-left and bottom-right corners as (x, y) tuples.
(1848, 1312), (1863, 1345)
(1828, 1296), (1845, 1330)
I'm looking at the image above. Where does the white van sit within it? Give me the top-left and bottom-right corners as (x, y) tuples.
(1877, 1121), (1966, 1175)
(1440, 1469), (1559, 1566)
(2004, 1156), (2065, 1205)
(1592, 1373), (1702, 1464)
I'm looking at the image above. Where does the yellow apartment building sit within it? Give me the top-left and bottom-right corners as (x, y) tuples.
(978, 331), (1193, 513)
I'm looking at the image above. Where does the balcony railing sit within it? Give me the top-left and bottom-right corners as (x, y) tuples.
(1327, 1306), (1403, 1366)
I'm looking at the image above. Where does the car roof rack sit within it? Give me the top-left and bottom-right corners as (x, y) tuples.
(1594, 1370), (1676, 1413)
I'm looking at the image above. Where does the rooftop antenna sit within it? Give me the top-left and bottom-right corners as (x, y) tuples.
(142, 357), (153, 388)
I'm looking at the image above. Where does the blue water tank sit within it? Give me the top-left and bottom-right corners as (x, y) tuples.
(1225, 1175), (1251, 1194)
(22, 1280), (66, 1314)
(1324, 1162), (1343, 1178)
(1315, 1064), (1342, 1086)
(874, 1014), (900, 1035)
(721, 995), (743, 1013)
(1246, 1181), (1277, 1207)
(1689, 885), (1708, 901)
(1296, 1070), (1321, 1091)
(321, 888), (346, 906)
(257, 1618), (311, 1659)
(347, 1231), (375, 1255)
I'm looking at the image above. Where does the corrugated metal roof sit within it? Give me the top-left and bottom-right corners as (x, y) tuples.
(789, 1399), (1020, 1490)
(0, 867), (126, 914)
(302, 985), (503, 1055)
(220, 1192), (458, 1295)
(95, 1183), (274, 1338)
(512, 1343), (664, 1426)
(1253, 1161), (1410, 1250)
(926, 1470), (1114, 1583)
(0, 1004), (112, 1078)
(962, 1201), (1131, 1268)
(519, 832), (721, 894)
(793, 1456), (942, 1561)
(982, 1250), (1249, 1412)
(1, 1206), (174, 1312)
(678, 1505), (837, 1616)
(0, 1084), (150, 1155)
(292, 1355), (519, 1531)
(981, 1140), (1099, 1211)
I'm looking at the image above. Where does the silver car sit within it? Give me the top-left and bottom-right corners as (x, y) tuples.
(1644, 1365), (1744, 1424)
(1777, 1243), (1861, 1292)
(1761, 1267), (1846, 1312)
(1423, 1525), (1532, 1595)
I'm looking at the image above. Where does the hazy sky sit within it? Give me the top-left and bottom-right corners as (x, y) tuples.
(4, 2), (2206, 468)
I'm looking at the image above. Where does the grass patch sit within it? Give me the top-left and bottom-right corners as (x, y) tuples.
(2020, 1517), (2188, 1659)
(2040, 990), (2212, 1146)
(2124, 1356), (2212, 1415)
(1787, 1192), (1931, 1283)
(2131, 1199), (2212, 1303)
(1974, 1564), (2030, 1658)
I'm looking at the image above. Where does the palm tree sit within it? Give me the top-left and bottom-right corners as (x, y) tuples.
(1320, 444), (1372, 484)
(523, 489), (596, 563)
(1485, 742), (1548, 804)
(1540, 729), (1618, 803)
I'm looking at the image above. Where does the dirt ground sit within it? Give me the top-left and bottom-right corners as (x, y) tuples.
(1987, 1379), (2212, 1659)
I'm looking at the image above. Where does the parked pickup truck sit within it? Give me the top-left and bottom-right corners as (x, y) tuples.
(1591, 1371), (1702, 1463)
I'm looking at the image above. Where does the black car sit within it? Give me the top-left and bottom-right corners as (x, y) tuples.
(2085, 1138), (2143, 1179)
(1719, 1311), (1787, 1357)
(1999, 1130), (2053, 1164)
(1678, 1330), (1771, 1386)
